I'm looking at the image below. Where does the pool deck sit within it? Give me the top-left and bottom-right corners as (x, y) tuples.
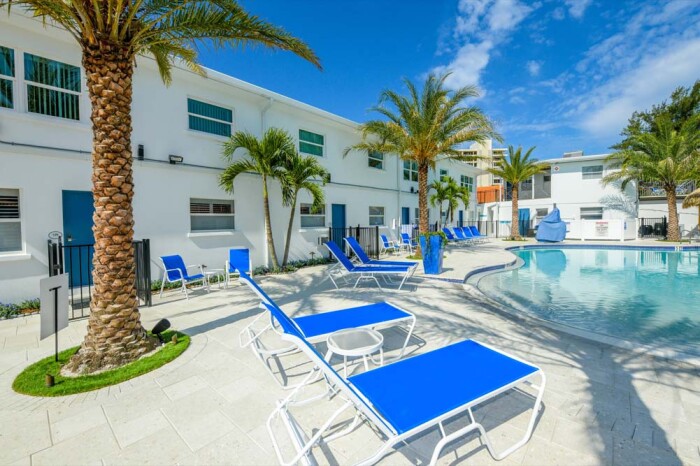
(0, 239), (699, 465)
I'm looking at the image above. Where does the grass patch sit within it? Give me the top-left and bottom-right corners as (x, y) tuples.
(12, 330), (189, 397)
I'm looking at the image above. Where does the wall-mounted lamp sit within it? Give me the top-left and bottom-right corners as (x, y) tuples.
(137, 144), (144, 160)
(169, 154), (184, 165)
(410, 186), (415, 194)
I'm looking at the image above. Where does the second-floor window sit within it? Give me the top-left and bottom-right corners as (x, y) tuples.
(25, 53), (81, 120)
(0, 46), (14, 109)
(368, 150), (383, 169)
(403, 160), (418, 182)
(582, 165), (603, 180)
(300, 203), (326, 228)
(460, 175), (474, 192)
(299, 129), (324, 156)
(440, 169), (449, 181)
(369, 206), (385, 226)
(190, 198), (235, 231)
(187, 98), (232, 137)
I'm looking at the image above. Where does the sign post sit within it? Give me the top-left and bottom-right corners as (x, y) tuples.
(40, 274), (69, 362)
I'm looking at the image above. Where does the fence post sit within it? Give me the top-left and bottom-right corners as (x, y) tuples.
(374, 226), (379, 259)
(143, 239), (152, 307)
(662, 216), (667, 239)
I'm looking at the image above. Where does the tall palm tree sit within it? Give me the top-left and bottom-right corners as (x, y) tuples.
(488, 146), (547, 240)
(1, 1), (320, 373)
(429, 180), (449, 227)
(604, 114), (700, 241)
(280, 151), (329, 267)
(220, 129), (297, 269)
(344, 72), (498, 239)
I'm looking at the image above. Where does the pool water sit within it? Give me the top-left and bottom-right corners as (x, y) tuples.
(477, 248), (700, 357)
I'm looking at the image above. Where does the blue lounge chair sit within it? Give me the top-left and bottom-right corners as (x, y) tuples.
(344, 237), (417, 267)
(159, 254), (206, 299)
(453, 227), (475, 244)
(400, 232), (417, 253)
(226, 247), (252, 286)
(459, 226), (482, 243)
(379, 234), (400, 255)
(238, 271), (416, 386)
(469, 225), (490, 241)
(258, 292), (546, 466)
(324, 241), (416, 290)
(442, 227), (467, 244)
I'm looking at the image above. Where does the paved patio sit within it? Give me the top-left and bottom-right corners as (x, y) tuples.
(0, 240), (699, 465)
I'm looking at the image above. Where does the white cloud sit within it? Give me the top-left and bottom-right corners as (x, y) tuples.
(432, 0), (535, 89)
(565, 0), (592, 18)
(526, 60), (542, 77)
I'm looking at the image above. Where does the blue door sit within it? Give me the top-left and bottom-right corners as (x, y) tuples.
(401, 207), (410, 225)
(518, 208), (530, 237)
(331, 204), (346, 248)
(62, 190), (94, 287)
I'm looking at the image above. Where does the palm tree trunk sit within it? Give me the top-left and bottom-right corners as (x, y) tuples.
(418, 163), (429, 234)
(65, 42), (155, 374)
(511, 186), (520, 240)
(262, 175), (280, 269)
(282, 194), (298, 267)
(666, 187), (680, 241)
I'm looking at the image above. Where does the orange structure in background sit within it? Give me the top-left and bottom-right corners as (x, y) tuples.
(477, 185), (503, 203)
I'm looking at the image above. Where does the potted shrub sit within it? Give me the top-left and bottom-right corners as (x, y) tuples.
(419, 231), (447, 275)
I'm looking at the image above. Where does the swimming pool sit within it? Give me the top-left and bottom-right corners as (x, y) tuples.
(476, 247), (700, 357)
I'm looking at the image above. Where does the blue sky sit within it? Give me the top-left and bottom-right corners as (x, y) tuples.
(198, 0), (700, 160)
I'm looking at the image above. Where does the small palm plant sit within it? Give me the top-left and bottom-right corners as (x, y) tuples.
(429, 180), (449, 227)
(488, 146), (548, 240)
(345, 72), (498, 238)
(220, 129), (297, 269)
(280, 152), (329, 267)
(0, 0), (320, 374)
(444, 177), (471, 224)
(605, 114), (700, 241)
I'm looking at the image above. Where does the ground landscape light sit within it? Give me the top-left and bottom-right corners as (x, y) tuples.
(151, 318), (171, 342)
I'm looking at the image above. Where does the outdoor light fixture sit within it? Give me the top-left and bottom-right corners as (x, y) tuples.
(137, 144), (144, 160)
(169, 154), (184, 164)
(151, 318), (171, 342)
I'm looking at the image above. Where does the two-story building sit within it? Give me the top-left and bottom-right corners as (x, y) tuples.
(0, 10), (480, 302)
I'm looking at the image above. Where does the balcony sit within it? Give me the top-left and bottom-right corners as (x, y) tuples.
(638, 180), (696, 199)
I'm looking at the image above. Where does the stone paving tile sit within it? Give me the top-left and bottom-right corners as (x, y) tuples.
(193, 428), (276, 465)
(31, 424), (120, 466)
(108, 410), (171, 448)
(0, 410), (52, 464)
(50, 404), (108, 444)
(102, 425), (195, 465)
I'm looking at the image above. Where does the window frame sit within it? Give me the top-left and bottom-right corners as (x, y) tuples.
(299, 203), (326, 229)
(23, 52), (82, 121)
(580, 207), (603, 220)
(460, 174), (474, 192)
(0, 188), (22, 254)
(0, 45), (15, 110)
(367, 150), (384, 170)
(439, 169), (449, 182)
(189, 198), (235, 232)
(581, 165), (604, 180)
(369, 206), (385, 226)
(403, 160), (418, 182)
(186, 97), (233, 138)
(298, 128), (325, 157)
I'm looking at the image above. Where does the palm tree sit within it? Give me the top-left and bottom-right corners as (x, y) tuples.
(280, 152), (329, 267)
(604, 114), (700, 241)
(488, 146), (548, 240)
(442, 177), (470, 224)
(429, 180), (449, 228)
(220, 129), (297, 269)
(344, 72), (498, 238)
(1, 1), (320, 374)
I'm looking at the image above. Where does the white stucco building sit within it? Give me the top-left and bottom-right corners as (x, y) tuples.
(0, 10), (480, 302)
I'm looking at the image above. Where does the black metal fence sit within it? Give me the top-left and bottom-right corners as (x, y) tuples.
(327, 225), (380, 259)
(638, 217), (667, 239)
(47, 238), (152, 319)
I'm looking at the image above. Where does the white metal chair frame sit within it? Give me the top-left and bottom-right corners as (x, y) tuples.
(158, 262), (207, 300)
(324, 244), (417, 291)
(267, 333), (546, 466)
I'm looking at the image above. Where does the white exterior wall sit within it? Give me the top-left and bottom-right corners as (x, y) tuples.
(0, 11), (479, 302)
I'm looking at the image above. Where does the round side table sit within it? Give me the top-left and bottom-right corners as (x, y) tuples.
(325, 328), (384, 378)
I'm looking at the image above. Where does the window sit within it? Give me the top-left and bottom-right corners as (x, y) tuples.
(368, 150), (383, 169)
(369, 206), (385, 226)
(460, 175), (474, 192)
(187, 98), (232, 137)
(536, 208), (548, 218)
(190, 198), (234, 231)
(24, 53), (80, 120)
(0, 46), (14, 109)
(299, 129), (324, 156)
(403, 160), (418, 181)
(580, 207), (603, 220)
(415, 208), (419, 223)
(582, 165), (603, 180)
(439, 169), (449, 181)
(493, 177), (502, 184)
(0, 189), (21, 252)
(300, 203), (326, 228)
